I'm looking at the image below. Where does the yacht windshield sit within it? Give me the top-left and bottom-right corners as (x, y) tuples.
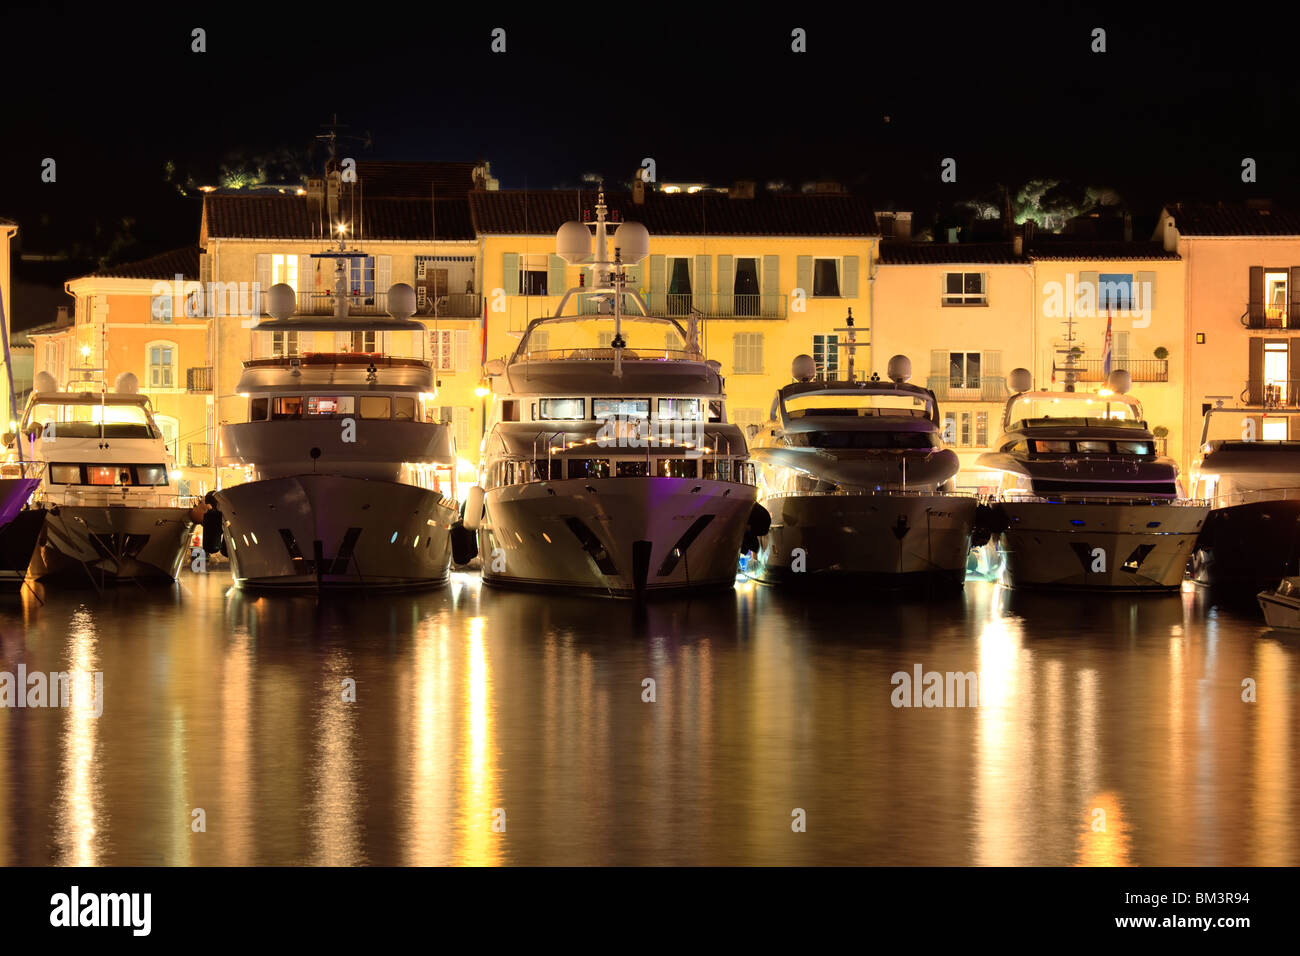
(784, 392), (931, 419)
(517, 317), (691, 361)
(27, 401), (156, 439)
(1203, 408), (1300, 445)
(1008, 393), (1141, 429)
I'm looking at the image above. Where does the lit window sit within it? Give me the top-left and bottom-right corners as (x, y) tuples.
(813, 334), (839, 379)
(148, 343), (176, 388)
(1263, 416), (1288, 440)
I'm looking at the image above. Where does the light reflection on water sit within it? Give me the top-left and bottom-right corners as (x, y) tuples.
(0, 572), (1295, 865)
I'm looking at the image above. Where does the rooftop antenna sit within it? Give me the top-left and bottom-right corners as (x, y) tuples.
(832, 307), (867, 383)
(1053, 313), (1081, 392)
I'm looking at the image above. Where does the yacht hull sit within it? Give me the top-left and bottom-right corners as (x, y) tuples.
(1191, 499), (1300, 593)
(747, 493), (977, 589)
(994, 500), (1208, 590)
(479, 477), (756, 597)
(0, 509), (47, 589)
(31, 505), (193, 584)
(215, 475), (456, 591)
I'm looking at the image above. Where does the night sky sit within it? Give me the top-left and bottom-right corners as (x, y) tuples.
(3, 2), (1297, 311)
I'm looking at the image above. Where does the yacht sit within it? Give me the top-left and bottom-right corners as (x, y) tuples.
(744, 354), (977, 588)
(214, 268), (461, 591)
(1188, 405), (1300, 591)
(976, 369), (1208, 590)
(0, 462), (45, 589)
(465, 192), (766, 597)
(11, 370), (195, 584)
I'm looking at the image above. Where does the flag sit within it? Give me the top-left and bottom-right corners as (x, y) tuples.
(1102, 311), (1113, 378)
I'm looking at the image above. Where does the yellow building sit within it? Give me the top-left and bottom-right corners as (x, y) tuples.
(467, 184), (881, 435)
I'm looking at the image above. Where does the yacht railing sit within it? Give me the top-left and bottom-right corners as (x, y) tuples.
(1208, 486), (1300, 508)
(513, 347), (701, 364)
(37, 487), (200, 510)
(763, 489), (978, 500)
(997, 492), (1208, 507)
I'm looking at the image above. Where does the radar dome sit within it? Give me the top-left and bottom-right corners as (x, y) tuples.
(387, 283), (416, 319)
(114, 372), (139, 394)
(267, 282), (296, 320)
(1106, 369), (1132, 394)
(613, 221), (650, 263)
(556, 221), (592, 264)
(886, 354), (912, 384)
(34, 371), (58, 394)
(792, 354), (816, 382)
(1008, 368), (1033, 393)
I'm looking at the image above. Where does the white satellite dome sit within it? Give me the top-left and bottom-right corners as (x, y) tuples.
(387, 282), (416, 319)
(613, 221), (649, 263)
(792, 354), (816, 382)
(887, 354), (912, 384)
(556, 221), (592, 264)
(34, 371), (59, 394)
(1008, 368), (1033, 393)
(1107, 369), (1132, 394)
(114, 371), (139, 394)
(267, 282), (297, 320)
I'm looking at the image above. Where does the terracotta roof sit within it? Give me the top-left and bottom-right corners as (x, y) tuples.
(353, 161), (480, 198)
(879, 241), (1024, 264)
(468, 189), (879, 236)
(1026, 239), (1179, 260)
(0, 215), (16, 227)
(203, 194), (475, 240)
(1165, 201), (1300, 236)
(89, 247), (201, 280)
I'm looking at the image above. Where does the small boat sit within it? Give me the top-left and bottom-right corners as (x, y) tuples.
(1258, 577), (1300, 628)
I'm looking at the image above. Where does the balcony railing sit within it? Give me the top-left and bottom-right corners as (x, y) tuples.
(186, 442), (212, 468)
(1069, 358), (1169, 383)
(926, 376), (1009, 402)
(186, 366), (213, 392)
(1244, 380), (1300, 407)
(644, 292), (788, 319)
(1242, 307), (1297, 330)
(415, 292), (482, 318)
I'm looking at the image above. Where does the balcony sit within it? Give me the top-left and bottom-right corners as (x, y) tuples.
(1069, 358), (1169, 383)
(415, 292), (482, 318)
(1242, 306), (1296, 330)
(186, 442), (212, 468)
(644, 292), (788, 319)
(1244, 380), (1300, 407)
(926, 377), (1009, 402)
(186, 366), (213, 391)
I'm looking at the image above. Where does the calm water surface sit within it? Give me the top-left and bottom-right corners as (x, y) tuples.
(0, 570), (1296, 866)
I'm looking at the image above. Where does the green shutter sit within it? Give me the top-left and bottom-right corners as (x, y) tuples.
(548, 255), (566, 296)
(843, 255), (859, 297)
(695, 255), (711, 313)
(503, 253), (519, 296)
(796, 255), (812, 296)
(648, 255), (666, 313)
(928, 349), (949, 400)
(717, 255), (733, 316)
(762, 255), (779, 317)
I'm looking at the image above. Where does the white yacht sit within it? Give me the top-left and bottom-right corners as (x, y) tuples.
(0, 462), (45, 589)
(465, 192), (765, 597)
(10, 370), (195, 584)
(214, 267), (461, 591)
(745, 354), (977, 588)
(1189, 405), (1300, 591)
(976, 369), (1208, 590)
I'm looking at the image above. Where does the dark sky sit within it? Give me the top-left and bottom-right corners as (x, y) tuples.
(3, 2), (1298, 275)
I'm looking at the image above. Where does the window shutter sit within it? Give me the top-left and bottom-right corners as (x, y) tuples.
(256, 253), (272, 294)
(503, 253), (519, 296)
(1136, 270), (1155, 311)
(547, 255), (565, 296)
(695, 255), (711, 297)
(1078, 271), (1098, 314)
(1290, 340), (1300, 405)
(454, 329), (470, 372)
(762, 255), (779, 316)
(753, 333), (764, 373)
(928, 349), (949, 400)
(376, 255), (392, 294)
(453, 407), (473, 458)
(199, 252), (213, 285)
(1290, 267), (1300, 327)
(796, 256), (812, 296)
(648, 255), (666, 312)
(531, 330), (548, 354)
(717, 255), (733, 314)
(982, 350), (1003, 401)
(1248, 338), (1264, 404)
(335, 331), (350, 352)
(733, 333), (745, 373)
(842, 255), (859, 297)
(1248, 266), (1264, 326)
(1115, 331), (1130, 366)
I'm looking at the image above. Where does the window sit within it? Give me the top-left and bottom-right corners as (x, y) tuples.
(1097, 273), (1133, 311)
(1116, 441), (1153, 455)
(813, 334), (839, 379)
(731, 407), (764, 432)
(358, 396), (392, 419)
(453, 407), (472, 455)
(1263, 416), (1289, 440)
(351, 331), (377, 353)
(250, 397), (269, 420)
(667, 257), (693, 314)
(617, 460), (649, 477)
(430, 329), (455, 371)
(1265, 271), (1289, 324)
(975, 411), (988, 447)
(272, 397), (304, 419)
(567, 459), (610, 479)
(349, 257), (375, 299)
(393, 396), (415, 421)
(147, 342), (177, 389)
(734, 258), (761, 316)
(733, 333), (764, 374)
(49, 464), (81, 484)
(519, 253), (548, 296)
(154, 415), (179, 458)
(943, 272), (986, 305)
(813, 259), (840, 297)
(960, 412), (971, 446)
(306, 396), (354, 416)
(656, 459), (698, 478)
(1264, 342), (1288, 403)
(950, 352), (981, 389)
(538, 398), (585, 420)
(594, 398), (649, 419)
(658, 399), (701, 420)
(272, 254), (299, 290)
(271, 331), (300, 357)
(598, 332), (615, 348)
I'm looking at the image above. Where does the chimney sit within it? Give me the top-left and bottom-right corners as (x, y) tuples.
(632, 177), (646, 204)
(876, 211), (895, 238)
(56, 305), (70, 327)
(730, 180), (756, 200)
(947, 226), (959, 244)
(1162, 213), (1178, 252)
(895, 211), (912, 242)
(1123, 212), (1133, 242)
(1013, 234), (1023, 257)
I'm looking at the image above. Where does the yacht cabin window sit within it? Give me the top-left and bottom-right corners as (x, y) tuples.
(273, 397), (305, 419)
(250, 397), (269, 420)
(393, 396), (416, 421)
(306, 396), (355, 416)
(359, 396), (392, 419)
(658, 399), (701, 421)
(539, 398), (585, 420)
(594, 398), (649, 419)
(656, 459), (697, 478)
